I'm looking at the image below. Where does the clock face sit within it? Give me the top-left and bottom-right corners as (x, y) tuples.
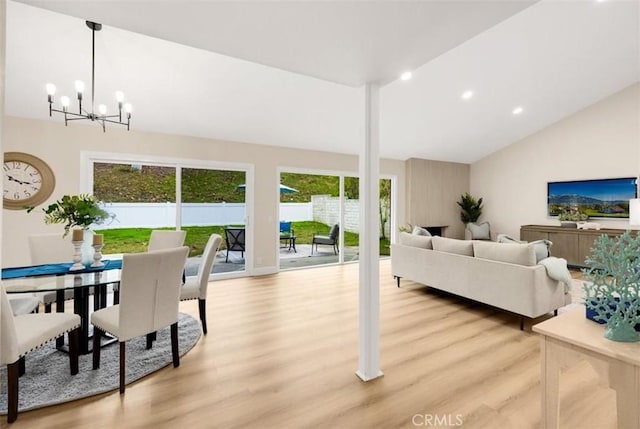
(4, 161), (43, 202)
(3, 152), (55, 210)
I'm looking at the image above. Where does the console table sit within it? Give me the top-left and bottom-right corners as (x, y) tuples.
(520, 225), (637, 268)
(533, 308), (640, 428)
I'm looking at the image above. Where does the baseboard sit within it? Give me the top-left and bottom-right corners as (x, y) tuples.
(252, 266), (278, 276)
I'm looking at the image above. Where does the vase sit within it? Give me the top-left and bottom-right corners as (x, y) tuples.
(81, 229), (95, 266)
(604, 319), (640, 342)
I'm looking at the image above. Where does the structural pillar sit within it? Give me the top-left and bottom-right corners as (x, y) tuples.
(356, 83), (383, 382)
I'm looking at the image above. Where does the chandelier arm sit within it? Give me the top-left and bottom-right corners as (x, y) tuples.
(101, 118), (131, 126)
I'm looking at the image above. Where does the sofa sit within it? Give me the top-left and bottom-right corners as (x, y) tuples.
(391, 233), (571, 328)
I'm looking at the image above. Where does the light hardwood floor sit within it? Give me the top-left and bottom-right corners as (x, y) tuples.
(6, 261), (616, 429)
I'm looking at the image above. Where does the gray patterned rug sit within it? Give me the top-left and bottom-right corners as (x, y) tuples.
(0, 312), (201, 414)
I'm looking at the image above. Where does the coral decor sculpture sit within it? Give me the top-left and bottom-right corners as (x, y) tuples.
(583, 231), (640, 342)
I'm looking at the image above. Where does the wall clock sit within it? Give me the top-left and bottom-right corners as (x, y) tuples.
(3, 152), (56, 210)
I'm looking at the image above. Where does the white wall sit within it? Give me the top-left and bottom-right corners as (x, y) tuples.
(471, 83), (640, 240)
(2, 116), (406, 269)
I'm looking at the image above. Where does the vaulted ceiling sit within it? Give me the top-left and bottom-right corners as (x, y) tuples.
(5, 0), (639, 163)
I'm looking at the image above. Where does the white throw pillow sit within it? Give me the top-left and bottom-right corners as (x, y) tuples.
(466, 222), (491, 240)
(412, 226), (432, 236)
(432, 236), (474, 256)
(399, 232), (433, 249)
(528, 240), (552, 263)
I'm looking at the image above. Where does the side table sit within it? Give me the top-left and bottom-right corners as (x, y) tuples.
(533, 308), (640, 428)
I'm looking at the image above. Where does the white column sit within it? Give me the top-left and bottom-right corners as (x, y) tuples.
(356, 83), (383, 382)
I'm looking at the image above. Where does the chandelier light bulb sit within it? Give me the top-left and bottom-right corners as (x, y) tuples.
(74, 80), (85, 94)
(60, 95), (70, 108)
(115, 91), (124, 103)
(98, 104), (107, 115)
(124, 103), (132, 114)
(46, 83), (56, 96)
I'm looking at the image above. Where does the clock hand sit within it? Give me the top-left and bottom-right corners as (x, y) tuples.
(6, 175), (31, 185)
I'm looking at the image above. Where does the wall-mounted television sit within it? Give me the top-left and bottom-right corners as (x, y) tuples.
(547, 177), (638, 219)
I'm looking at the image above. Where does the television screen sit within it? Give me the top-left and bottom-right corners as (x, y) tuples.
(548, 177), (638, 218)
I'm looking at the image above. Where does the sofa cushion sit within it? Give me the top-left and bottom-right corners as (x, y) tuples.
(473, 241), (536, 266)
(431, 236), (474, 256)
(412, 226), (431, 236)
(466, 222), (491, 240)
(399, 231), (433, 249)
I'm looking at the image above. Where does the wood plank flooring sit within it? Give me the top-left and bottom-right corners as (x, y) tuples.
(5, 261), (616, 429)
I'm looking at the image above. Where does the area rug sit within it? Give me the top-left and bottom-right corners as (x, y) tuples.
(0, 312), (201, 414)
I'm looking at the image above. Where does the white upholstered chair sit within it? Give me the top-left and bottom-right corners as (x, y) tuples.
(8, 296), (40, 315)
(148, 230), (187, 252)
(0, 285), (80, 423)
(28, 233), (75, 312)
(180, 233), (221, 334)
(91, 246), (189, 394)
(113, 230), (187, 306)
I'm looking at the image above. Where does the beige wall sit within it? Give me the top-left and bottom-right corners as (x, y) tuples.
(2, 116), (405, 269)
(405, 158), (470, 239)
(471, 83), (640, 240)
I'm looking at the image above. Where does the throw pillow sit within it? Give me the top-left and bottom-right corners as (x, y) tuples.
(496, 234), (525, 244)
(466, 222), (491, 240)
(528, 239), (552, 263)
(431, 236), (474, 256)
(399, 231), (433, 249)
(412, 226), (432, 236)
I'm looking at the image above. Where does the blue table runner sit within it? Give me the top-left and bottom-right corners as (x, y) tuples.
(1, 259), (123, 280)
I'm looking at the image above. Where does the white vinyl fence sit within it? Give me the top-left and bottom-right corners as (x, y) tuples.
(100, 202), (313, 229)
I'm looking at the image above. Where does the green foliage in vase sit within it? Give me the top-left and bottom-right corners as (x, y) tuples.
(456, 193), (483, 224)
(582, 231), (640, 342)
(558, 206), (589, 222)
(27, 194), (115, 237)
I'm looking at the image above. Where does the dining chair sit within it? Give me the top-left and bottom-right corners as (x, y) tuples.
(91, 246), (189, 394)
(0, 285), (80, 423)
(147, 230), (187, 252)
(28, 233), (75, 312)
(113, 230), (187, 306)
(180, 233), (221, 335)
(8, 296), (40, 315)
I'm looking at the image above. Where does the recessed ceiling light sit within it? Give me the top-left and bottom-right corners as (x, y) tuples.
(512, 106), (524, 115)
(461, 90), (474, 100)
(400, 71), (412, 81)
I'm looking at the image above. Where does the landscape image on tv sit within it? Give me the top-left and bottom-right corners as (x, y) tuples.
(548, 177), (638, 218)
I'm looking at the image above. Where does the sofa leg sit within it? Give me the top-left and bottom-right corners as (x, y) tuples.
(554, 309), (558, 316)
(520, 316), (524, 331)
(394, 276), (401, 288)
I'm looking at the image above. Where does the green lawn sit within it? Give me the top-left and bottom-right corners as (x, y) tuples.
(96, 221), (390, 257)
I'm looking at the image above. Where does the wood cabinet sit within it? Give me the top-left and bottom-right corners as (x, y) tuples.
(520, 225), (637, 268)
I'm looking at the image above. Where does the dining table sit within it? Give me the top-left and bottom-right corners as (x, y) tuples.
(2, 260), (123, 355)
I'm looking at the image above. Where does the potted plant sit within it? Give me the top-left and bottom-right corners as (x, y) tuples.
(558, 205), (588, 227)
(457, 193), (483, 224)
(28, 194), (113, 236)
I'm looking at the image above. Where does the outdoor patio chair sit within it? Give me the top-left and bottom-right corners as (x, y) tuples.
(224, 227), (246, 262)
(312, 224), (339, 255)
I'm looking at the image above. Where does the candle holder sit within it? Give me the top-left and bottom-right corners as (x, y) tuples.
(91, 244), (104, 268)
(69, 240), (85, 271)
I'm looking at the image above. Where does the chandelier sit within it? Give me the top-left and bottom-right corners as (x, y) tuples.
(46, 21), (132, 132)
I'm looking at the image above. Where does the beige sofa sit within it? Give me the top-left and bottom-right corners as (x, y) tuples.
(391, 234), (571, 328)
